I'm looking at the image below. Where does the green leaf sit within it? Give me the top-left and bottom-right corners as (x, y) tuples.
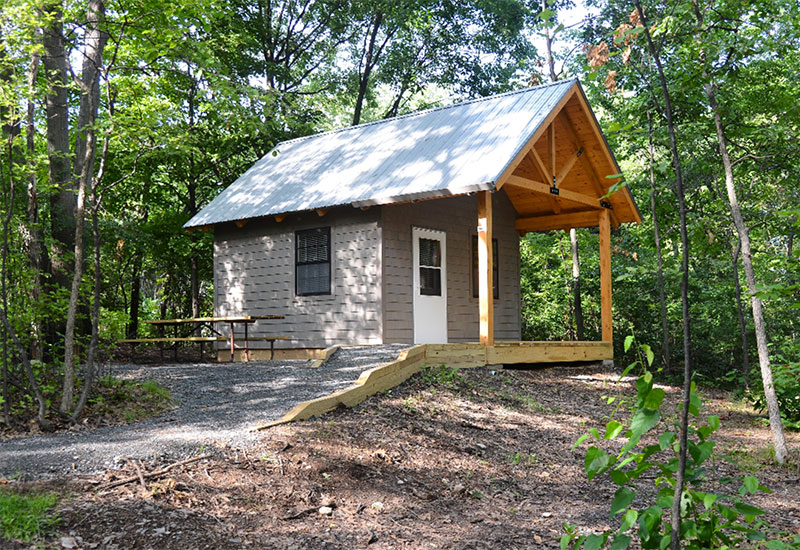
(619, 509), (638, 532)
(707, 415), (720, 431)
(619, 362), (636, 380)
(560, 534), (572, 550)
(610, 469), (628, 486)
(585, 446), (612, 481)
(742, 476), (759, 494)
(658, 432), (676, 450)
(605, 420), (624, 440)
(687, 440), (714, 465)
(573, 433), (590, 450)
(641, 344), (654, 367)
(703, 492), (718, 509)
(717, 504), (737, 521)
(734, 502), (764, 516)
(643, 388), (665, 411)
(636, 373), (653, 400)
(583, 534), (605, 550)
(539, 9), (555, 20)
(765, 541), (788, 549)
(630, 408), (660, 438)
(610, 487), (636, 518)
(609, 534), (631, 550)
(624, 335), (634, 352)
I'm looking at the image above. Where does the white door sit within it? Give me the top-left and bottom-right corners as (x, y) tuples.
(413, 227), (447, 344)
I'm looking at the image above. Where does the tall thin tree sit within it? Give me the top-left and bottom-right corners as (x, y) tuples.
(633, 2), (693, 547)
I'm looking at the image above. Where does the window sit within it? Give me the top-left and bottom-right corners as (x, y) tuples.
(419, 237), (442, 296)
(472, 236), (499, 299)
(296, 227), (331, 296)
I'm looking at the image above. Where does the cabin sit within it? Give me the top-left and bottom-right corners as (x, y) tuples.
(185, 78), (640, 364)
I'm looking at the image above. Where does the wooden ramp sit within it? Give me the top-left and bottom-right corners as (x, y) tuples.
(258, 341), (611, 429)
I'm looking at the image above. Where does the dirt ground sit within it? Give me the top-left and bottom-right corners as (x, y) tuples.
(8, 363), (800, 549)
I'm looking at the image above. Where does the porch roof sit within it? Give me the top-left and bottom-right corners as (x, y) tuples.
(186, 79), (640, 230)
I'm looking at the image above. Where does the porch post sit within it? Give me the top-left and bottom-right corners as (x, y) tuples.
(478, 191), (494, 346)
(599, 209), (613, 343)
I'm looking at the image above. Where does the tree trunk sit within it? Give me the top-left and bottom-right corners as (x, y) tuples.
(127, 253), (142, 338)
(648, 112), (670, 372)
(633, 3), (692, 547)
(731, 239), (749, 388)
(1, 135), (51, 430)
(59, 0), (106, 414)
(541, 0), (557, 82)
(72, 128), (110, 421)
(73, 0), (106, 183)
(570, 228), (584, 340)
(0, 34), (12, 426)
(704, 82), (788, 464)
(41, 3), (74, 287)
(352, 12), (383, 126)
(25, 51), (45, 362)
(540, 11), (581, 341)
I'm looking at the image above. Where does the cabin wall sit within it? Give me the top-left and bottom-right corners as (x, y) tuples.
(213, 207), (382, 348)
(381, 191), (521, 343)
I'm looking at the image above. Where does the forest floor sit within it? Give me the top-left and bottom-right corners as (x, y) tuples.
(5, 362), (800, 549)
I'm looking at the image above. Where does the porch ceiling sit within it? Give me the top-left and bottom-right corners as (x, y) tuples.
(497, 87), (641, 233)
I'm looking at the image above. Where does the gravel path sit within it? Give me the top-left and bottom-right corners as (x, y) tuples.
(0, 344), (410, 479)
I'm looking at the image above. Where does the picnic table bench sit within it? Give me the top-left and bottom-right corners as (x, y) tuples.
(119, 315), (287, 361)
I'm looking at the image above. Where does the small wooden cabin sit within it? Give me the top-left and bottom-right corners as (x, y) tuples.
(186, 79), (640, 362)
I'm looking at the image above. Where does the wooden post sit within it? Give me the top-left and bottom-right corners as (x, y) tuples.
(478, 191), (494, 346)
(599, 209), (613, 343)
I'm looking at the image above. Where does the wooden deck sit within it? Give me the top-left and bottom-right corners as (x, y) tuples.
(426, 341), (612, 368)
(258, 341), (612, 429)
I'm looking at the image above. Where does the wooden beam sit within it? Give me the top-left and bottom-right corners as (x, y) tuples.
(515, 211), (600, 233)
(200, 225), (211, 232)
(506, 174), (602, 209)
(495, 84), (577, 190)
(560, 109), (621, 228)
(235, 220), (248, 228)
(572, 86), (640, 224)
(316, 208), (328, 217)
(555, 147), (581, 187)
(599, 209), (613, 343)
(526, 147), (560, 213)
(549, 123), (556, 186)
(477, 191), (494, 346)
(529, 147), (551, 182)
(275, 214), (287, 223)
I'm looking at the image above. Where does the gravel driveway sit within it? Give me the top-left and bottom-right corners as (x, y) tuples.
(0, 345), (409, 479)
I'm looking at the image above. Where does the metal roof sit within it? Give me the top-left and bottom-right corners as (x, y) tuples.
(185, 79), (578, 228)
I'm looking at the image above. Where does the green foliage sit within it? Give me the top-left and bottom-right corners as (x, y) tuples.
(421, 364), (462, 387)
(510, 451), (538, 465)
(564, 339), (799, 550)
(748, 357), (800, 430)
(88, 376), (172, 423)
(0, 490), (59, 543)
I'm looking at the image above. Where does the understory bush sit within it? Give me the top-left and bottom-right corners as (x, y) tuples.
(563, 337), (800, 550)
(748, 356), (800, 430)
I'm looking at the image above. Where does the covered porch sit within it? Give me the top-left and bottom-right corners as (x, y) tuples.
(470, 80), (639, 363)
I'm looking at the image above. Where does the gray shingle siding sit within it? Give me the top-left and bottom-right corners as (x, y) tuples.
(213, 207), (382, 348)
(213, 192), (520, 348)
(381, 191), (521, 344)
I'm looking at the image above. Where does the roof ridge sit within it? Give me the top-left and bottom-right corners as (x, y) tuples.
(275, 78), (579, 149)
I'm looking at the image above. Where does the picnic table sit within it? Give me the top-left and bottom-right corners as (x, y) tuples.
(120, 315), (286, 361)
